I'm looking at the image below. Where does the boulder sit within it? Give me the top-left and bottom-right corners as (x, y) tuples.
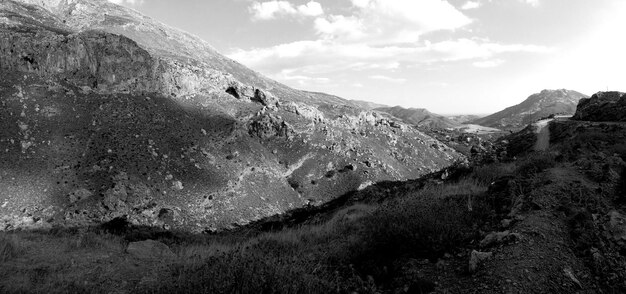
(607, 210), (626, 244)
(480, 230), (521, 248)
(68, 188), (93, 204)
(573, 91), (626, 122)
(469, 250), (493, 273)
(252, 89), (279, 110)
(127, 240), (176, 261)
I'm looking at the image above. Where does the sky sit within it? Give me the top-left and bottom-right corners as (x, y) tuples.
(109, 0), (626, 114)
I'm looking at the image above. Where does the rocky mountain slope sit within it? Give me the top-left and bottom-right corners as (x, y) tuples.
(0, 0), (462, 232)
(573, 91), (626, 122)
(472, 89), (588, 129)
(375, 106), (460, 129)
(349, 99), (388, 111)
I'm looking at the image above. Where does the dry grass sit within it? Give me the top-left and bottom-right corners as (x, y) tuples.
(0, 234), (25, 263)
(0, 172), (498, 293)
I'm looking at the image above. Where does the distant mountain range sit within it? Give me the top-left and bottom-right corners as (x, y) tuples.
(374, 106), (460, 129)
(471, 89), (589, 129)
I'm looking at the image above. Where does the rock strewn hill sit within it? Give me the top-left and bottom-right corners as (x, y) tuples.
(472, 89), (588, 130)
(0, 0), (463, 232)
(573, 91), (626, 122)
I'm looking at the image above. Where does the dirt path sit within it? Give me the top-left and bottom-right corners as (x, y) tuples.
(534, 119), (552, 151)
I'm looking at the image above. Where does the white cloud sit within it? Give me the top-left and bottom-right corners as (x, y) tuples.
(314, 15), (365, 41)
(369, 75), (407, 83)
(250, 1), (324, 20)
(297, 1), (324, 17)
(228, 38), (551, 81)
(108, 0), (144, 5)
(472, 59), (505, 68)
(313, 0), (472, 44)
(520, 0), (540, 7)
(461, 1), (482, 10)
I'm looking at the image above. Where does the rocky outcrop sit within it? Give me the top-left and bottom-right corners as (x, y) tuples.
(572, 92), (626, 122)
(0, 26), (275, 107)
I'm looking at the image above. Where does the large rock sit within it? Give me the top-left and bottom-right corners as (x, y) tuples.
(469, 250), (493, 273)
(572, 92), (626, 122)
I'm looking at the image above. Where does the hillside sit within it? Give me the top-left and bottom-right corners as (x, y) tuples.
(350, 99), (389, 111)
(1, 97), (625, 293)
(0, 0), (463, 232)
(472, 89), (588, 129)
(375, 106), (460, 129)
(447, 114), (483, 124)
(573, 91), (626, 122)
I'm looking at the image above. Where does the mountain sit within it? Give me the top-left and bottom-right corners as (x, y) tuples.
(471, 89), (589, 129)
(375, 106), (460, 129)
(447, 114), (483, 125)
(0, 0), (463, 232)
(350, 99), (389, 110)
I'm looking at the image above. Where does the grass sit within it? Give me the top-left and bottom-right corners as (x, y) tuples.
(142, 177), (495, 293)
(0, 174), (498, 293)
(515, 151), (557, 177)
(0, 234), (24, 263)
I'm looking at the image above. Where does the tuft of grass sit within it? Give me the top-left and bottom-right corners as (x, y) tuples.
(65, 230), (125, 251)
(472, 162), (516, 185)
(516, 152), (557, 177)
(0, 234), (25, 262)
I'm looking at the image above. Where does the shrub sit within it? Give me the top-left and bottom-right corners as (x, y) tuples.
(516, 152), (556, 177)
(472, 163), (516, 185)
(350, 185), (491, 282)
(618, 167), (626, 203)
(0, 234), (24, 262)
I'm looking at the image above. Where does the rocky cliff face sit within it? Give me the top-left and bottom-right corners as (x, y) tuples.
(0, 0), (463, 232)
(573, 91), (626, 122)
(472, 89), (589, 130)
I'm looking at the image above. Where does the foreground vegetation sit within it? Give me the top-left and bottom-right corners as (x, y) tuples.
(1, 121), (625, 293)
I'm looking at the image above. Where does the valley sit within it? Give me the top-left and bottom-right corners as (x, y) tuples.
(0, 0), (625, 293)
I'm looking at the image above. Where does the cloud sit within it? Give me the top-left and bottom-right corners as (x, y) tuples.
(520, 0), (540, 7)
(369, 75), (407, 83)
(108, 0), (144, 5)
(460, 0), (539, 10)
(472, 59), (505, 68)
(461, 1), (482, 10)
(313, 0), (472, 44)
(250, 1), (324, 20)
(297, 1), (324, 17)
(228, 38), (551, 80)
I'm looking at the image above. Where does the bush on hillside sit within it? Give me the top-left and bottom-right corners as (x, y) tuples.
(351, 186), (491, 282)
(516, 152), (556, 177)
(618, 167), (626, 203)
(0, 234), (25, 262)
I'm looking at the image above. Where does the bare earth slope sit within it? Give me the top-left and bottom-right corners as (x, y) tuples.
(0, 0), (462, 232)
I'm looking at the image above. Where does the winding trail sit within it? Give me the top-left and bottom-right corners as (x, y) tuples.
(533, 119), (553, 151)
